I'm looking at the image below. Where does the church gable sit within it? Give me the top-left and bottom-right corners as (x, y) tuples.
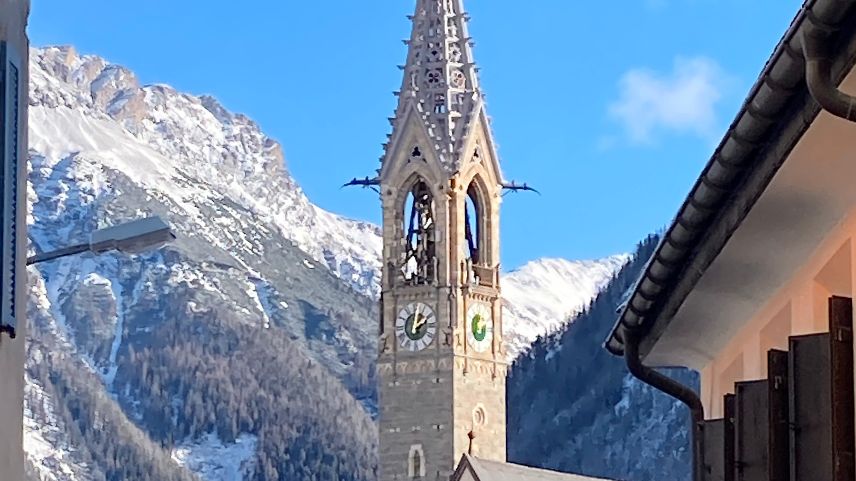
(457, 106), (503, 185)
(451, 455), (621, 481)
(380, 102), (446, 185)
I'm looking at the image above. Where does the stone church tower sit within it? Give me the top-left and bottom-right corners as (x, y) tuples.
(375, 0), (507, 479)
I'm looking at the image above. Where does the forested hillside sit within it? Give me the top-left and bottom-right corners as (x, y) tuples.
(507, 234), (699, 481)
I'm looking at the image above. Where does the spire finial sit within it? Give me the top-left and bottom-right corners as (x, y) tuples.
(467, 430), (476, 455)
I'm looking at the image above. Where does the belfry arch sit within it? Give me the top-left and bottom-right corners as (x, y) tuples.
(464, 176), (489, 266)
(399, 175), (437, 286)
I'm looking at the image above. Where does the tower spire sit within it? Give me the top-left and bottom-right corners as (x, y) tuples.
(376, 6), (508, 478)
(383, 0), (484, 173)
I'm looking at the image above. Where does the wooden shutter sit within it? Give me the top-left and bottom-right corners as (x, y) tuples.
(0, 40), (19, 338)
(767, 349), (789, 481)
(704, 418), (726, 481)
(829, 296), (854, 481)
(724, 393), (736, 481)
(789, 333), (832, 481)
(735, 380), (769, 481)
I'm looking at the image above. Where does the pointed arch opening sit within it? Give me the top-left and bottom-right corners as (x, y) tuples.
(401, 178), (437, 286)
(464, 178), (488, 266)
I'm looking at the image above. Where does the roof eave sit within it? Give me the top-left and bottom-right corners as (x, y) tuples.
(605, 0), (856, 362)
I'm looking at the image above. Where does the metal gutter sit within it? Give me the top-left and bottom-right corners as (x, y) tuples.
(803, 26), (856, 121)
(605, 0), (856, 360)
(624, 330), (705, 481)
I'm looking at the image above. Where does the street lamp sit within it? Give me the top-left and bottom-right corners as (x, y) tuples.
(27, 216), (175, 266)
(0, 217), (174, 339)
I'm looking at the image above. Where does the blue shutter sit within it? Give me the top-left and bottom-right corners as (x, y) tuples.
(0, 42), (20, 339)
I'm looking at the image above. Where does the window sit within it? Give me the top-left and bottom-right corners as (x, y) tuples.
(0, 42), (20, 339)
(408, 445), (425, 478)
(434, 93), (446, 114)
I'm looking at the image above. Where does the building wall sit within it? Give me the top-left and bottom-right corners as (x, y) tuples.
(702, 206), (856, 428)
(452, 360), (506, 460)
(0, 1), (29, 480)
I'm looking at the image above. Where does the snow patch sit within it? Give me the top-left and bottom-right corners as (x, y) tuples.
(171, 433), (258, 481)
(102, 273), (125, 390)
(245, 278), (276, 329)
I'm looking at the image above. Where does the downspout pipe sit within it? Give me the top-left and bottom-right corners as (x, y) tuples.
(623, 329), (705, 481)
(802, 28), (856, 123)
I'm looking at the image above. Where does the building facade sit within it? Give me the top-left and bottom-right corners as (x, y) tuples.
(372, 1), (508, 480)
(606, 1), (856, 480)
(0, 1), (29, 479)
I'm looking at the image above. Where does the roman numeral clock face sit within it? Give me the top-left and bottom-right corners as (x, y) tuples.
(467, 302), (493, 353)
(395, 302), (437, 352)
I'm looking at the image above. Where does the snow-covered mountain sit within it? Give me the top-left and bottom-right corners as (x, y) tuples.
(502, 256), (629, 359)
(29, 46), (382, 299)
(22, 46), (624, 481)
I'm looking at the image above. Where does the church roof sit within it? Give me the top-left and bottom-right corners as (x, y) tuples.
(452, 455), (619, 481)
(382, 0), (498, 174)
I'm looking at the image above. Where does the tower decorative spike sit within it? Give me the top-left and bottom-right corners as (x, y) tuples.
(381, 0), (487, 174)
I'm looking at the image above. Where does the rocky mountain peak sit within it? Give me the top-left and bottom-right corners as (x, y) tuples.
(30, 45), (382, 297)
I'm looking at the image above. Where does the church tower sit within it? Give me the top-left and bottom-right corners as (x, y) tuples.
(375, 1), (507, 480)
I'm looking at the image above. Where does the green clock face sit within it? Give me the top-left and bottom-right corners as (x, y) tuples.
(395, 302), (436, 352)
(466, 303), (493, 353)
(471, 314), (488, 342)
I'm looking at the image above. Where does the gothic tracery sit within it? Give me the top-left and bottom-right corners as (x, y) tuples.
(385, 0), (482, 172)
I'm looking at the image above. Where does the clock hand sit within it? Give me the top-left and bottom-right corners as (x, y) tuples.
(411, 314), (426, 335)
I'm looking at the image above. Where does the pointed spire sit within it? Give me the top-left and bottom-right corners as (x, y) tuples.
(383, 0), (485, 173)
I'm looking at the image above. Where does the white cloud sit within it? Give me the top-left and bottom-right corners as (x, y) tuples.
(608, 56), (728, 144)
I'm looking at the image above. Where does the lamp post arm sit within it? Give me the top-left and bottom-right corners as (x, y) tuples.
(27, 243), (90, 266)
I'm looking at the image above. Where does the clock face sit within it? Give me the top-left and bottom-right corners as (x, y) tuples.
(395, 302), (437, 352)
(466, 302), (493, 353)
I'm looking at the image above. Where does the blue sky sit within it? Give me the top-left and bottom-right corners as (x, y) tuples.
(29, 0), (802, 269)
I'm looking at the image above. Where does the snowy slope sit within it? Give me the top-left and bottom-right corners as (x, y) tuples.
(23, 376), (91, 481)
(29, 46), (382, 299)
(502, 255), (629, 359)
